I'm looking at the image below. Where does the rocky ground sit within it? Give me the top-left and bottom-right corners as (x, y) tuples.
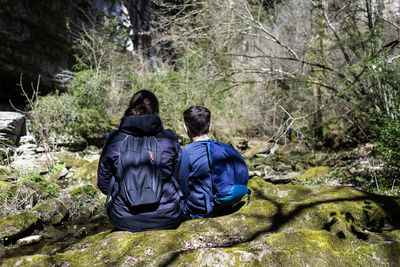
(1, 112), (400, 266)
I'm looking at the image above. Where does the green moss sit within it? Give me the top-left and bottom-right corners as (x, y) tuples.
(2, 177), (400, 266)
(0, 168), (12, 181)
(0, 168), (11, 176)
(244, 144), (262, 159)
(71, 185), (97, 200)
(0, 181), (14, 191)
(23, 173), (60, 197)
(54, 151), (89, 169)
(0, 211), (38, 241)
(31, 199), (68, 225)
(73, 159), (99, 185)
(1, 255), (51, 266)
(248, 178), (271, 192)
(300, 166), (331, 180)
(294, 161), (309, 172)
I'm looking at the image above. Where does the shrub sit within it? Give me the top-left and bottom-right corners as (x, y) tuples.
(373, 115), (400, 188)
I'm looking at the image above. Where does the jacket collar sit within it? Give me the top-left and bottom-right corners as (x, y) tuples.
(119, 114), (164, 137)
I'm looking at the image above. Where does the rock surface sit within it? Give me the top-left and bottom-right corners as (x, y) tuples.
(0, 0), (155, 106)
(16, 235), (42, 246)
(0, 112), (26, 145)
(2, 178), (399, 266)
(0, 199), (68, 244)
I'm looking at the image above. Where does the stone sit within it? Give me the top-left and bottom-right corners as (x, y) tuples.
(0, 211), (38, 243)
(17, 235), (42, 246)
(0, 243), (5, 258)
(245, 140), (275, 158)
(0, 0), (162, 106)
(299, 166), (331, 180)
(40, 226), (68, 242)
(265, 172), (299, 184)
(31, 199), (69, 225)
(248, 170), (263, 177)
(10, 152), (51, 175)
(19, 135), (36, 145)
(0, 168), (12, 181)
(15, 143), (38, 156)
(0, 199), (69, 243)
(50, 136), (87, 152)
(53, 151), (88, 169)
(1, 178), (400, 265)
(73, 160), (100, 186)
(0, 112), (26, 145)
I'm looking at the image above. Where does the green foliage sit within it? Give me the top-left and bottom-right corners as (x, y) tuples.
(51, 163), (65, 174)
(23, 173), (60, 198)
(373, 115), (400, 188)
(29, 70), (114, 144)
(68, 70), (110, 108)
(71, 185), (97, 209)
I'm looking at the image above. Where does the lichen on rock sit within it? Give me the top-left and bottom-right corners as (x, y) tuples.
(1, 178), (400, 266)
(299, 166), (331, 180)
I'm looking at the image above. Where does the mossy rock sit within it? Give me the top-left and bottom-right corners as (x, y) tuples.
(0, 211), (38, 243)
(0, 181), (15, 192)
(2, 178), (400, 265)
(0, 181), (17, 204)
(300, 166), (331, 180)
(73, 159), (99, 185)
(0, 199), (68, 243)
(70, 185), (97, 200)
(69, 184), (100, 211)
(0, 168), (12, 181)
(294, 161), (309, 172)
(31, 199), (69, 225)
(53, 151), (88, 169)
(244, 141), (274, 159)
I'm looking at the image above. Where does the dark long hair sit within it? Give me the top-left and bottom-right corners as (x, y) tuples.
(123, 90), (159, 118)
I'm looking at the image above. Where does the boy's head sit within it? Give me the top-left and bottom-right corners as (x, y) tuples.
(183, 106), (211, 138)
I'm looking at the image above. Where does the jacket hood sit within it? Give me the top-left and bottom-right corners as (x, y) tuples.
(119, 114), (164, 137)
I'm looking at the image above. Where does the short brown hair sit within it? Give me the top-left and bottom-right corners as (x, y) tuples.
(183, 106), (211, 137)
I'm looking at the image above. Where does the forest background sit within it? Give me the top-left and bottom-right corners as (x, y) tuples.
(28, 0), (400, 195)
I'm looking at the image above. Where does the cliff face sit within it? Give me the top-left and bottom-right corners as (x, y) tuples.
(0, 0), (151, 109)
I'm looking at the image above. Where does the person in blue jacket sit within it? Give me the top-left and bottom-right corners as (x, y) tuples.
(179, 106), (214, 218)
(97, 90), (183, 232)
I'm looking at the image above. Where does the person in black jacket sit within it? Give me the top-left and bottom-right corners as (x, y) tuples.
(97, 90), (182, 232)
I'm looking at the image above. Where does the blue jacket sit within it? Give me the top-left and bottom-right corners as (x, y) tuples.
(179, 140), (213, 218)
(97, 114), (182, 232)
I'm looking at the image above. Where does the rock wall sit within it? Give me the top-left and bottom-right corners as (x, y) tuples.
(0, 0), (153, 108)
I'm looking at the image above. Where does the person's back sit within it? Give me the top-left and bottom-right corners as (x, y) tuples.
(180, 140), (213, 218)
(97, 90), (182, 232)
(179, 106), (250, 219)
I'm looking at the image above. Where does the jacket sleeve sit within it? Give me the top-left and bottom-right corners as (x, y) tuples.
(97, 149), (113, 195)
(179, 148), (190, 199)
(97, 131), (118, 195)
(173, 137), (182, 182)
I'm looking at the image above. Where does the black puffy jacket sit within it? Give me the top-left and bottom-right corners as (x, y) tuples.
(97, 114), (182, 232)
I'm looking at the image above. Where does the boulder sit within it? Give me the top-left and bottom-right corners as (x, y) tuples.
(299, 166), (331, 180)
(2, 178), (400, 265)
(265, 172), (299, 184)
(53, 151), (88, 169)
(245, 139), (275, 158)
(72, 159), (100, 186)
(0, 112), (26, 145)
(0, 199), (68, 243)
(10, 151), (51, 175)
(49, 136), (87, 152)
(0, 0), (161, 105)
